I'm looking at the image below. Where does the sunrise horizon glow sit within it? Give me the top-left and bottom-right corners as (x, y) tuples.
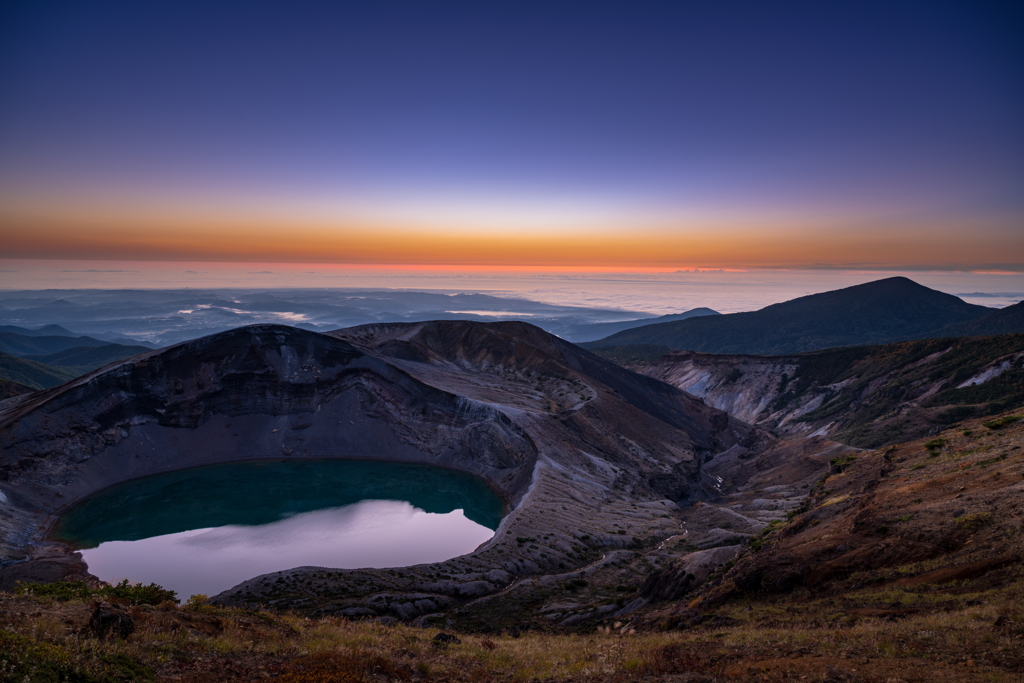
(1, 1), (1022, 272)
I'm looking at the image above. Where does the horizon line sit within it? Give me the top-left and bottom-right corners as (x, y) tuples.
(2, 258), (1024, 275)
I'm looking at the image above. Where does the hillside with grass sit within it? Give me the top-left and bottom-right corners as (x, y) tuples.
(0, 378), (34, 400)
(0, 350), (78, 390)
(584, 277), (998, 355)
(942, 300), (1024, 337)
(630, 333), (1024, 449)
(0, 330), (110, 356)
(1, 411), (1022, 682)
(22, 343), (151, 376)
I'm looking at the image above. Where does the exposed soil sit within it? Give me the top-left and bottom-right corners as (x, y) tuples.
(633, 334), (1024, 448)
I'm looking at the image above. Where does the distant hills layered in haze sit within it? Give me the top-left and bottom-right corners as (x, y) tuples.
(0, 289), (666, 347)
(1, 277), (1021, 393)
(554, 307), (719, 343)
(584, 277), (1021, 355)
(0, 327), (151, 390)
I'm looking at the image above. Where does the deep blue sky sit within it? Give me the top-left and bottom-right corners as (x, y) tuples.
(1, 1), (1022, 267)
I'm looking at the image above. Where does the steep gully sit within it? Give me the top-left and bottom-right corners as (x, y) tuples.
(0, 322), (849, 627)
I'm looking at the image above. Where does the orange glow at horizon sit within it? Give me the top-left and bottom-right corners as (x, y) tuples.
(2, 206), (1022, 270)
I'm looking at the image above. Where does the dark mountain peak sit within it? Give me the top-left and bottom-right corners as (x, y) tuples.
(33, 324), (79, 337)
(0, 324), (80, 338)
(764, 276), (981, 314)
(0, 324), (369, 432)
(586, 277), (996, 355)
(150, 323), (364, 372)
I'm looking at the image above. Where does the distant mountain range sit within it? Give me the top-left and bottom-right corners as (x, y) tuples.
(2, 278), (1021, 392)
(584, 277), (1020, 355)
(0, 330), (112, 356)
(0, 327), (153, 390)
(21, 344), (153, 376)
(0, 352), (78, 390)
(0, 324), (79, 337)
(0, 289), (658, 347)
(554, 308), (719, 343)
(942, 300), (1024, 337)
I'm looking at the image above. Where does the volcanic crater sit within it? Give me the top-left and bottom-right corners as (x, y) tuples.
(0, 321), (756, 622)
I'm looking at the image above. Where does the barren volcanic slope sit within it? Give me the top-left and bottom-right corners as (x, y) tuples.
(646, 412), (1024, 638)
(635, 334), (1024, 448)
(0, 322), (753, 620)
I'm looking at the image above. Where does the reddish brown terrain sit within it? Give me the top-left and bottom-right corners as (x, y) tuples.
(0, 322), (1022, 682)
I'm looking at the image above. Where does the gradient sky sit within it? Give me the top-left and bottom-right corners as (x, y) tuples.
(1, 0), (1022, 269)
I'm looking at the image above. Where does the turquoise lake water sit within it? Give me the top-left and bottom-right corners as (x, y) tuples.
(52, 460), (504, 600)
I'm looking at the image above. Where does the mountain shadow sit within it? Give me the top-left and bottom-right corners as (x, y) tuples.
(583, 277), (995, 355)
(939, 300), (1024, 337)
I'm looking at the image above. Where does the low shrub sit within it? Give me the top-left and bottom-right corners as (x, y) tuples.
(955, 512), (993, 530)
(16, 579), (178, 605)
(15, 580), (93, 601)
(982, 414), (1021, 430)
(102, 579), (179, 605)
(0, 630), (154, 682)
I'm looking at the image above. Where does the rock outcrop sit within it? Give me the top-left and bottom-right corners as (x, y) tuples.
(637, 335), (1024, 448)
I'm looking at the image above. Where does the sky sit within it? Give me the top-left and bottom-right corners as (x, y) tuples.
(1, 0), (1022, 270)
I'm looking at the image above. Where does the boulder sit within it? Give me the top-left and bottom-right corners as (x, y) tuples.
(88, 601), (134, 639)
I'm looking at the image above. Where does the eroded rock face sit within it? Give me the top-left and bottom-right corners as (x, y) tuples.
(638, 351), (800, 429)
(0, 324), (535, 505)
(0, 321), (748, 617)
(639, 545), (742, 601)
(636, 338), (1024, 449)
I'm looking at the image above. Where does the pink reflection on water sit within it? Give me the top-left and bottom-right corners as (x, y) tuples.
(80, 500), (494, 600)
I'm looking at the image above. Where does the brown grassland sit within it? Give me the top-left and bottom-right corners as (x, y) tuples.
(2, 411), (1023, 683)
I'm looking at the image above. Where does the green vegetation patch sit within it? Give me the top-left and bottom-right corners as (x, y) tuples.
(0, 350), (77, 390)
(954, 512), (993, 530)
(976, 453), (1007, 467)
(828, 454), (857, 473)
(982, 414), (1022, 430)
(16, 579), (179, 605)
(0, 631), (154, 683)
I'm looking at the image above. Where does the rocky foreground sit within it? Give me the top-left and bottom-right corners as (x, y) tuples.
(0, 319), (1022, 681)
(1, 413), (1022, 682)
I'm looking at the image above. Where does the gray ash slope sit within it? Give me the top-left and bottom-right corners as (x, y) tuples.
(0, 321), (753, 618)
(634, 333), (1024, 449)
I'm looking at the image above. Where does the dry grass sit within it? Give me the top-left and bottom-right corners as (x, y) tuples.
(2, 583), (1023, 682)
